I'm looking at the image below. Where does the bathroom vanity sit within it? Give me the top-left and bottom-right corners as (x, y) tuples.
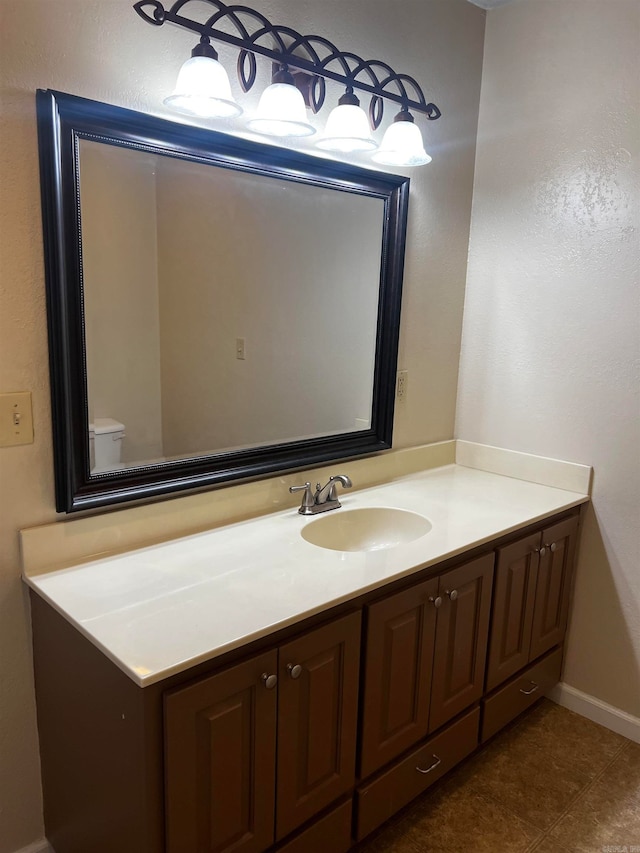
(23, 459), (589, 853)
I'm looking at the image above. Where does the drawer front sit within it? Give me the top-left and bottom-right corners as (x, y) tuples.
(277, 800), (353, 853)
(355, 707), (480, 841)
(481, 646), (563, 743)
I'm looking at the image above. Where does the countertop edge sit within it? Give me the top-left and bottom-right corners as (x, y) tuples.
(24, 482), (588, 688)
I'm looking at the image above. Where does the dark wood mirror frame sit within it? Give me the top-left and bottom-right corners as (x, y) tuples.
(36, 89), (410, 513)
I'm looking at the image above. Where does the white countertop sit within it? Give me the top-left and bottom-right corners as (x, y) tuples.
(23, 464), (588, 687)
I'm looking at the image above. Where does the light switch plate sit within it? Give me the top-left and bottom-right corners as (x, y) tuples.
(0, 392), (34, 446)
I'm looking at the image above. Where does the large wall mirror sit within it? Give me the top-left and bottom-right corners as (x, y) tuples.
(37, 90), (409, 512)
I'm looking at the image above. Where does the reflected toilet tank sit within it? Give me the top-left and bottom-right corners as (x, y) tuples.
(89, 418), (125, 470)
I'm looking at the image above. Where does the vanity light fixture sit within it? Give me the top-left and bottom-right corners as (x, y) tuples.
(134, 0), (442, 165)
(372, 108), (433, 167)
(316, 88), (378, 153)
(164, 36), (242, 119)
(246, 66), (315, 138)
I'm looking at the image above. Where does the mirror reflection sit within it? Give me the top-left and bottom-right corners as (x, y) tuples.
(78, 140), (384, 473)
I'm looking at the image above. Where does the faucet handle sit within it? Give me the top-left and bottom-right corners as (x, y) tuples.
(289, 482), (315, 512)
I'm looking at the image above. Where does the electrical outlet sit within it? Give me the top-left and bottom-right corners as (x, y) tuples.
(0, 392), (34, 446)
(396, 370), (408, 403)
(236, 337), (246, 360)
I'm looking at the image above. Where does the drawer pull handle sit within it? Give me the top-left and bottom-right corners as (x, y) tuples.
(261, 673), (277, 690)
(428, 595), (443, 609)
(287, 663), (303, 679)
(446, 589), (458, 601)
(416, 754), (441, 775)
(519, 681), (539, 696)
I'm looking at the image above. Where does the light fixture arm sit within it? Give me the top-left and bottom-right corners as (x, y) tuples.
(133, 0), (442, 128)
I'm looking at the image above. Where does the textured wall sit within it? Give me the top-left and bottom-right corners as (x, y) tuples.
(0, 1), (485, 849)
(457, 1), (640, 716)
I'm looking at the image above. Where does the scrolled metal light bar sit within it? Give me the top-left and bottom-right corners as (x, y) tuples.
(133, 0), (442, 129)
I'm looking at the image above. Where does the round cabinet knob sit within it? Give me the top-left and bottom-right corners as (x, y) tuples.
(428, 595), (443, 609)
(261, 673), (277, 690)
(549, 542), (557, 552)
(535, 546), (547, 557)
(446, 589), (458, 601)
(287, 663), (303, 679)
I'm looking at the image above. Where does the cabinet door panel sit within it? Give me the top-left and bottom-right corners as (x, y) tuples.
(360, 577), (439, 778)
(530, 515), (579, 660)
(486, 533), (540, 691)
(276, 611), (361, 841)
(164, 650), (277, 853)
(429, 554), (494, 732)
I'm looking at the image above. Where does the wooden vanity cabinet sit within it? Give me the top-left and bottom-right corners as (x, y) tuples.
(486, 515), (579, 692)
(30, 508), (581, 853)
(359, 554), (494, 778)
(164, 611), (361, 853)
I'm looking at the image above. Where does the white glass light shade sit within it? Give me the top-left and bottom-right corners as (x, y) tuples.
(316, 104), (378, 153)
(372, 120), (432, 167)
(164, 55), (242, 119)
(246, 83), (315, 137)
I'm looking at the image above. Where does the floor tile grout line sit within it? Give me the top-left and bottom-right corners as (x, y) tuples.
(466, 733), (630, 852)
(535, 739), (630, 844)
(467, 785), (549, 848)
(524, 833), (558, 853)
(526, 833), (573, 853)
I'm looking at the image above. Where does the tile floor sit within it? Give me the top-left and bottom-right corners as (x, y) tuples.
(355, 699), (639, 853)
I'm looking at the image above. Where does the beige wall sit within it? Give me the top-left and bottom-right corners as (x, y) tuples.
(81, 142), (164, 464)
(0, 1), (484, 849)
(457, 1), (640, 716)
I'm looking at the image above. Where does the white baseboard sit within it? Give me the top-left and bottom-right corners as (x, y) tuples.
(548, 683), (640, 744)
(12, 840), (54, 853)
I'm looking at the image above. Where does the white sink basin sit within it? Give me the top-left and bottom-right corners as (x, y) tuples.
(301, 507), (432, 552)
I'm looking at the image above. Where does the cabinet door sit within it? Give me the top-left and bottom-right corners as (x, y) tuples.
(164, 650), (278, 853)
(529, 515), (579, 660)
(359, 576), (439, 778)
(485, 533), (540, 691)
(276, 611), (361, 841)
(429, 554), (494, 732)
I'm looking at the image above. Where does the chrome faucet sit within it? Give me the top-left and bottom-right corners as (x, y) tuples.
(290, 474), (353, 515)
